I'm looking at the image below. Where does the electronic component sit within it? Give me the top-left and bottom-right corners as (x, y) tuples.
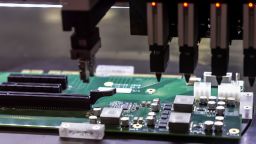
(218, 83), (240, 101)
(209, 96), (217, 101)
(204, 120), (214, 131)
(214, 121), (223, 132)
(161, 110), (170, 115)
(93, 107), (102, 117)
(208, 101), (216, 110)
(90, 88), (116, 103)
(173, 95), (194, 112)
(0, 82), (62, 93)
(148, 112), (156, 118)
(151, 102), (160, 112)
(199, 96), (208, 105)
(0, 91), (91, 110)
(8, 74), (68, 89)
(227, 97), (236, 107)
(215, 116), (224, 122)
(169, 112), (191, 133)
(100, 108), (123, 125)
(203, 72), (232, 86)
(89, 115), (98, 124)
(59, 122), (105, 140)
(133, 117), (138, 124)
(138, 117), (143, 124)
(194, 82), (211, 100)
(120, 117), (129, 127)
(240, 92), (254, 121)
(217, 101), (226, 107)
(216, 106), (225, 116)
(146, 116), (155, 126)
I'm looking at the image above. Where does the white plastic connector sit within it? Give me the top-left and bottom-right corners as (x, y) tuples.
(194, 82), (211, 100)
(203, 72), (232, 86)
(218, 83), (241, 101)
(59, 122), (105, 140)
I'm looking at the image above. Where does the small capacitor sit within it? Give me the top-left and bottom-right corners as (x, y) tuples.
(214, 121), (223, 132)
(217, 101), (226, 107)
(204, 120), (214, 131)
(138, 117), (144, 124)
(153, 98), (160, 104)
(215, 116), (224, 122)
(200, 96), (208, 105)
(133, 117), (138, 124)
(151, 102), (160, 112)
(146, 101), (151, 107)
(89, 115), (98, 124)
(209, 96), (217, 101)
(148, 112), (156, 118)
(146, 116), (155, 126)
(141, 101), (146, 107)
(120, 117), (129, 127)
(93, 107), (102, 117)
(218, 97), (226, 102)
(227, 97), (236, 106)
(216, 106), (225, 116)
(208, 101), (216, 109)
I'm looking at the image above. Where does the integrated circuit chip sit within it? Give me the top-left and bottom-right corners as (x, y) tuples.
(173, 95), (194, 112)
(168, 112), (191, 133)
(100, 108), (123, 125)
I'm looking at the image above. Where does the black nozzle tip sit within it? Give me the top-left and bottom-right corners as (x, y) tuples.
(249, 77), (255, 87)
(156, 73), (162, 82)
(184, 74), (191, 83)
(216, 76), (222, 85)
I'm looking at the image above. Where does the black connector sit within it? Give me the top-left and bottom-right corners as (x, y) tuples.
(0, 82), (62, 93)
(0, 92), (90, 110)
(8, 74), (68, 89)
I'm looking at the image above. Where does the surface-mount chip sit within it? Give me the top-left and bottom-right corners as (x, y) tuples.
(173, 95), (194, 112)
(168, 112), (191, 133)
(100, 107), (123, 125)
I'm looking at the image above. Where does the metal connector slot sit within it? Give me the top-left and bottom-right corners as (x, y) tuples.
(0, 82), (62, 93)
(0, 91), (90, 110)
(8, 74), (68, 89)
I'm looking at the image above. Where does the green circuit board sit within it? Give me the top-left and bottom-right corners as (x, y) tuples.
(0, 71), (242, 142)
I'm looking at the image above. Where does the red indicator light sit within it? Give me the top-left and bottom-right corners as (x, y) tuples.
(151, 2), (157, 7)
(248, 2), (254, 8)
(215, 2), (221, 8)
(183, 2), (189, 8)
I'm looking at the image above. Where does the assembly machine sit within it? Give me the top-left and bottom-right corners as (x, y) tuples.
(0, 0), (254, 143)
(1, 0), (254, 85)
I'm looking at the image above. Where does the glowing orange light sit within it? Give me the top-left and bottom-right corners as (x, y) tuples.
(248, 2), (254, 8)
(215, 2), (221, 8)
(183, 2), (189, 8)
(151, 2), (157, 7)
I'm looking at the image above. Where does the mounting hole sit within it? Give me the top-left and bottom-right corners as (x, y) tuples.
(146, 88), (156, 94)
(229, 128), (240, 135)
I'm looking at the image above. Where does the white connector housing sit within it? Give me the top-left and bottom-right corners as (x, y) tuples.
(194, 82), (211, 100)
(218, 83), (241, 101)
(59, 122), (105, 140)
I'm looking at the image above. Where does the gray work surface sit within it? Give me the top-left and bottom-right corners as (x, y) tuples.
(0, 4), (254, 144)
